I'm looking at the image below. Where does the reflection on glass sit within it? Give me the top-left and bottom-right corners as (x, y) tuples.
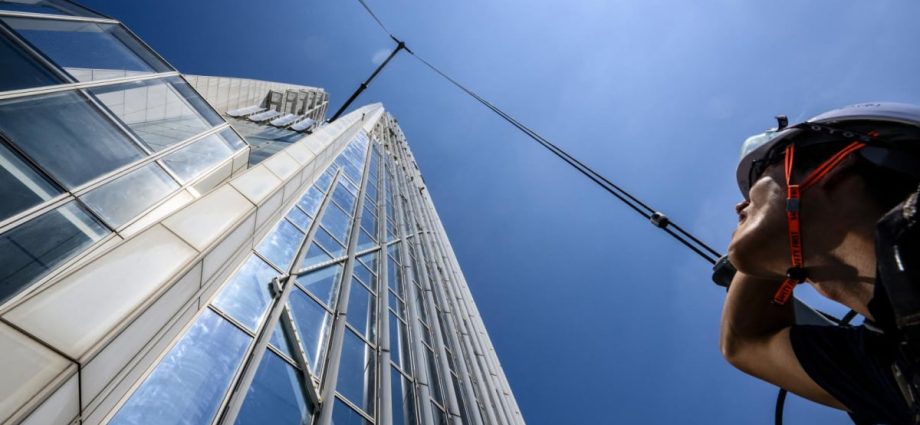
(271, 321), (297, 361)
(314, 168), (334, 193)
(90, 78), (219, 151)
(286, 207), (311, 232)
(160, 133), (236, 183)
(255, 220), (304, 272)
(391, 367), (417, 425)
(0, 201), (107, 303)
(80, 162), (178, 228)
(331, 398), (371, 425)
(320, 203), (351, 244)
(346, 278), (374, 342)
(289, 289), (331, 374)
(337, 329), (376, 415)
(360, 210), (377, 236)
(4, 17), (170, 81)
(299, 242), (332, 270)
(389, 290), (406, 319)
(0, 31), (63, 91)
(426, 348), (443, 404)
(0, 0), (104, 17)
(332, 183), (356, 213)
(387, 255), (402, 293)
(0, 141), (61, 221)
(110, 309), (251, 425)
(212, 256), (277, 332)
(297, 264), (341, 307)
(390, 313), (411, 373)
(0, 90), (144, 188)
(359, 252), (378, 272)
(220, 127), (247, 150)
(352, 262), (375, 289)
(314, 227), (345, 259)
(297, 186), (325, 218)
(235, 350), (313, 425)
(355, 229), (375, 253)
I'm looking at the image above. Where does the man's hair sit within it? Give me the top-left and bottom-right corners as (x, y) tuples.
(794, 141), (919, 211)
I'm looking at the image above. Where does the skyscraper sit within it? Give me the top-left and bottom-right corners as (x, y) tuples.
(0, 1), (522, 425)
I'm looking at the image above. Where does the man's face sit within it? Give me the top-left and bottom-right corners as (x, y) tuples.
(727, 163), (790, 278)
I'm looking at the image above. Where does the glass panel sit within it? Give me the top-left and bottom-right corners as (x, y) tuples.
(346, 278), (374, 342)
(0, 0), (103, 16)
(79, 162), (178, 228)
(286, 207), (311, 232)
(0, 31), (63, 91)
(0, 141), (60, 221)
(160, 133), (235, 183)
(337, 329), (376, 415)
(0, 90), (144, 188)
(211, 256), (277, 332)
(299, 242), (332, 270)
(390, 312), (412, 373)
(90, 78), (219, 151)
(220, 127), (247, 150)
(297, 264), (341, 307)
(255, 220), (304, 271)
(296, 186), (324, 218)
(331, 398), (371, 425)
(320, 203), (350, 245)
(392, 367), (417, 425)
(360, 210), (377, 236)
(110, 309), (251, 425)
(271, 321), (297, 361)
(354, 230), (375, 255)
(235, 350), (313, 425)
(314, 168), (334, 193)
(0, 201), (107, 303)
(289, 288), (332, 373)
(389, 290), (405, 319)
(314, 227), (345, 258)
(352, 262), (375, 290)
(388, 255), (402, 293)
(358, 252), (378, 271)
(4, 17), (170, 81)
(331, 183), (355, 213)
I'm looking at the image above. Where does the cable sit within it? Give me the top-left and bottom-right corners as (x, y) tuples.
(356, 0), (393, 37)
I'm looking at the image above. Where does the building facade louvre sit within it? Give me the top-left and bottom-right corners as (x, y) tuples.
(0, 2), (523, 425)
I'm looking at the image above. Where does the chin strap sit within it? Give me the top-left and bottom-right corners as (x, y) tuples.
(773, 140), (868, 305)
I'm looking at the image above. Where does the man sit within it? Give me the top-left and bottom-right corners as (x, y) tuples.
(720, 102), (920, 424)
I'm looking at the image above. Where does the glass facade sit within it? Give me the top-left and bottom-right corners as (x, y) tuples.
(0, 7), (249, 306)
(0, 3), (520, 425)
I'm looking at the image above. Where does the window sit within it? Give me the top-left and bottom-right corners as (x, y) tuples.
(390, 313), (411, 373)
(0, 0), (104, 17)
(234, 350), (313, 425)
(330, 398), (371, 425)
(331, 183), (355, 214)
(299, 242), (332, 270)
(3, 17), (170, 81)
(110, 309), (251, 425)
(0, 141), (61, 222)
(0, 31), (62, 91)
(337, 329), (376, 415)
(286, 207), (311, 232)
(0, 90), (145, 188)
(255, 220), (304, 272)
(289, 288), (332, 374)
(160, 132), (238, 183)
(296, 186), (325, 218)
(391, 367), (417, 425)
(79, 162), (179, 228)
(212, 256), (278, 332)
(90, 77), (221, 151)
(319, 204), (351, 245)
(346, 278), (374, 342)
(270, 321), (297, 361)
(314, 227), (345, 259)
(352, 262), (375, 289)
(296, 264), (341, 307)
(0, 201), (107, 304)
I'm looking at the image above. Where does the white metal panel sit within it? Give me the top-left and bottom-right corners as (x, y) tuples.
(201, 212), (255, 289)
(283, 142), (316, 165)
(228, 164), (283, 204)
(262, 151), (300, 181)
(19, 368), (79, 425)
(161, 185), (254, 251)
(4, 225), (198, 358)
(0, 323), (71, 422)
(254, 188), (283, 230)
(120, 189), (196, 238)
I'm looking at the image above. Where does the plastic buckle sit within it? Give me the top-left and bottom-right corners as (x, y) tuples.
(711, 255), (737, 288)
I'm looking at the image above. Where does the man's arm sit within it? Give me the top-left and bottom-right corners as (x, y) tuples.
(720, 272), (847, 410)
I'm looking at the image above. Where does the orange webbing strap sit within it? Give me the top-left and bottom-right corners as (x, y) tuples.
(772, 141), (867, 305)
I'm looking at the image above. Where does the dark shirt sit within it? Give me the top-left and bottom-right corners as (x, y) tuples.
(789, 188), (919, 424)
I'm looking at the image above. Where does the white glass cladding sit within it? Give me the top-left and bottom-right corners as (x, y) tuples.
(0, 8), (249, 308)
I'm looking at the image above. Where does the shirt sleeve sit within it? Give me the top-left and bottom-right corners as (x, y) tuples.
(789, 324), (910, 424)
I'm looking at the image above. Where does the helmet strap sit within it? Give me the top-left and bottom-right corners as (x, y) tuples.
(772, 140), (868, 305)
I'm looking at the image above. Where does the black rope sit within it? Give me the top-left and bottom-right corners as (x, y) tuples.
(356, 0), (393, 37)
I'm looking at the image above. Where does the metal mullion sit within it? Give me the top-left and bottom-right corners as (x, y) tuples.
(316, 132), (377, 425)
(334, 393), (377, 424)
(392, 139), (491, 425)
(292, 280), (337, 315)
(0, 191), (71, 234)
(206, 305), (258, 339)
(0, 19), (75, 84)
(0, 10), (118, 24)
(0, 70), (180, 101)
(385, 151), (435, 425)
(343, 321), (376, 349)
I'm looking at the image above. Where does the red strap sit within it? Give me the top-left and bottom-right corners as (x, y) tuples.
(772, 141), (866, 305)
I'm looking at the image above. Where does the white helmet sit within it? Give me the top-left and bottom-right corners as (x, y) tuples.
(737, 102), (920, 199)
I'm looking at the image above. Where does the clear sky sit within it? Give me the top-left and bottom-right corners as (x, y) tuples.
(82, 0), (920, 423)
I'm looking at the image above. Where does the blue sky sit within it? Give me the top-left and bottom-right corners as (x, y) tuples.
(83, 0), (920, 423)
